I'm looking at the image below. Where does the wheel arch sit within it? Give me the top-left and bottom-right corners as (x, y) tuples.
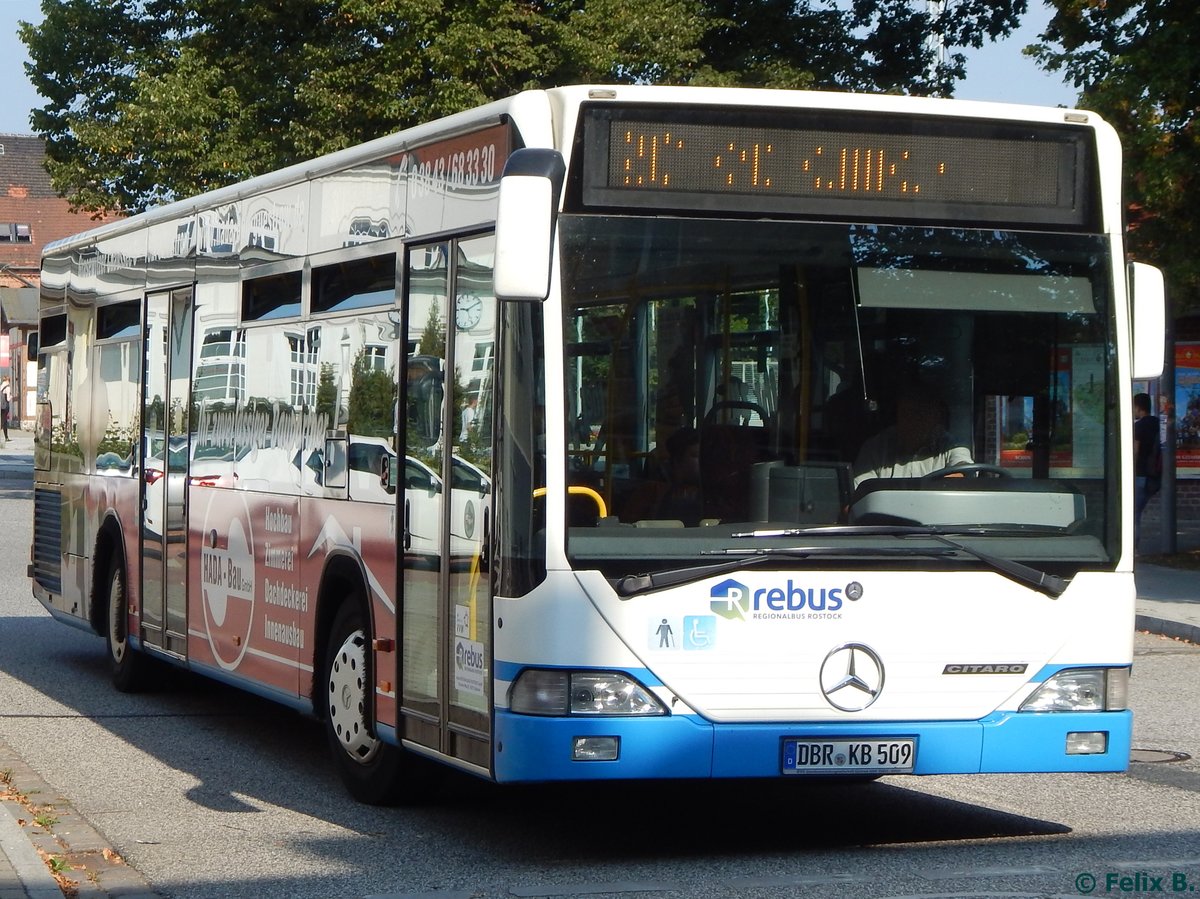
(89, 513), (127, 637)
(311, 550), (374, 718)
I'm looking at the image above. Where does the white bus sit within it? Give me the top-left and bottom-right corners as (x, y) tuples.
(31, 85), (1164, 803)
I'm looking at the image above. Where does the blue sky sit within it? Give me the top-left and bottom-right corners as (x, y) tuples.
(0, 0), (1077, 136)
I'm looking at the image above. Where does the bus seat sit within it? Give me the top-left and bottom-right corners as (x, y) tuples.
(700, 422), (772, 521)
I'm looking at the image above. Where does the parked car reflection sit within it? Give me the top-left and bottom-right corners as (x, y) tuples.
(144, 434), (188, 536)
(345, 436), (490, 557)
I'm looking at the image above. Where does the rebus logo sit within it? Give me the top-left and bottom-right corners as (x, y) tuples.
(710, 577), (852, 622)
(710, 579), (751, 621)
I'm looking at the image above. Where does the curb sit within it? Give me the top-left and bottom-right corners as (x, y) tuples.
(0, 742), (160, 898)
(0, 799), (62, 899)
(1136, 613), (1200, 646)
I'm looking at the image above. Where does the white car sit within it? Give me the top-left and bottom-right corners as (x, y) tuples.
(448, 454), (491, 558)
(347, 437), (490, 558)
(143, 435), (188, 537)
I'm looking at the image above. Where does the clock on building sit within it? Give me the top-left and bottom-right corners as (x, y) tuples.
(455, 294), (483, 330)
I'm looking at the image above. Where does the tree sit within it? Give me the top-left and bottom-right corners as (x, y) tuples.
(22, 0), (1027, 214)
(1030, 0), (1200, 314)
(317, 363), (338, 427)
(347, 352), (397, 440)
(695, 0), (1025, 95)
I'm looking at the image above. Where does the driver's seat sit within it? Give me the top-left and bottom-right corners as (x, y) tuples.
(700, 400), (773, 522)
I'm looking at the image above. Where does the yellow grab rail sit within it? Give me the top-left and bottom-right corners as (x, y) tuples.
(533, 485), (608, 519)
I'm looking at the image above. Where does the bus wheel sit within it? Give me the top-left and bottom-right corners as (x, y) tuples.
(105, 556), (149, 692)
(323, 602), (438, 805)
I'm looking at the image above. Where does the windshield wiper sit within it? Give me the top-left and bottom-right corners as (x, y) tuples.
(733, 524), (1068, 597)
(733, 524), (1066, 539)
(611, 545), (955, 598)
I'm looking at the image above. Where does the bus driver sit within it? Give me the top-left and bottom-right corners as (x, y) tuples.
(852, 387), (972, 488)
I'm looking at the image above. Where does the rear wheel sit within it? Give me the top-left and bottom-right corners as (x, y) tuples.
(323, 601), (440, 805)
(105, 556), (150, 692)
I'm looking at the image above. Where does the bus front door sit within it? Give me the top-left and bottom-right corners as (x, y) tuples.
(402, 236), (496, 773)
(140, 286), (193, 657)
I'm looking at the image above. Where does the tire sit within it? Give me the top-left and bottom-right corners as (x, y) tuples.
(104, 555), (151, 692)
(323, 601), (440, 805)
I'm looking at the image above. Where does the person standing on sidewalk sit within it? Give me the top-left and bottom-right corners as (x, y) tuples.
(1133, 392), (1161, 554)
(0, 379), (10, 441)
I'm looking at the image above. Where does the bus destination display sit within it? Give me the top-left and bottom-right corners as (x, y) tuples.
(580, 106), (1094, 227)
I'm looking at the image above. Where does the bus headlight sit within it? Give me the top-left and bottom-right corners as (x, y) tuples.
(1019, 667), (1129, 712)
(509, 670), (667, 717)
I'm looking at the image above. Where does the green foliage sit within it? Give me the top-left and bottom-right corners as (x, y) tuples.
(97, 419), (137, 462)
(418, 300), (445, 359)
(21, 0), (1026, 214)
(1030, 0), (1200, 314)
(317, 363), (338, 426)
(693, 0), (1024, 94)
(347, 352), (397, 439)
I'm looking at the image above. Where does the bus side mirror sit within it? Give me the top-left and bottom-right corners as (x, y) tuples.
(323, 431), (348, 490)
(381, 453), (398, 496)
(493, 148), (565, 302)
(26, 333), (38, 361)
(1129, 261), (1165, 380)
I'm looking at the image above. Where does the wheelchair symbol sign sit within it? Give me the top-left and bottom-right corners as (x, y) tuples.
(683, 615), (716, 650)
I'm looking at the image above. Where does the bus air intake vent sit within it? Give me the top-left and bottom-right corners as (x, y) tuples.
(32, 487), (62, 594)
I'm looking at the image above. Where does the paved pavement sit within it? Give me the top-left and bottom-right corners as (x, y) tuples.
(0, 428), (1197, 898)
(0, 429), (36, 485)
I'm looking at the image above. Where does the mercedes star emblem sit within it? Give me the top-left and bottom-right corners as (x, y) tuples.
(819, 642), (885, 712)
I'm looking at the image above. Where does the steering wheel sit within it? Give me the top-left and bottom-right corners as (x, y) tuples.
(705, 400), (768, 424)
(919, 463), (1012, 483)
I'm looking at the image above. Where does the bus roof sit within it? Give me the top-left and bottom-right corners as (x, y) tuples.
(43, 84), (1106, 259)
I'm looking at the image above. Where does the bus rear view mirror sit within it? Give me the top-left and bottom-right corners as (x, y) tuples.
(494, 148), (565, 302)
(324, 431), (348, 490)
(1129, 261), (1165, 380)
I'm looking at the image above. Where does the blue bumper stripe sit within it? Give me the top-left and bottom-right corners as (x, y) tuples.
(493, 709), (1132, 781)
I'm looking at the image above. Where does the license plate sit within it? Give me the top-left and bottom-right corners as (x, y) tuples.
(783, 738), (916, 775)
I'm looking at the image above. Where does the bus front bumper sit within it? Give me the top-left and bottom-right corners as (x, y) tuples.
(492, 709), (1132, 781)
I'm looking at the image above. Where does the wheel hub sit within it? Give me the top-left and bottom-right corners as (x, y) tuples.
(328, 629), (380, 763)
(108, 573), (127, 663)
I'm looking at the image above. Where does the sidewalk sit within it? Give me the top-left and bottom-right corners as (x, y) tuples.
(1134, 514), (1200, 646)
(0, 434), (1196, 897)
(0, 797), (62, 899)
(0, 429), (157, 898)
(0, 744), (159, 899)
(0, 427), (35, 483)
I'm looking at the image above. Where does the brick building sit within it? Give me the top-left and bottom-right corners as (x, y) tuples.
(0, 133), (113, 429)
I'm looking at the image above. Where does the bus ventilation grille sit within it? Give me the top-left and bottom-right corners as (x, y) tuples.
(32, 487), (63, 594)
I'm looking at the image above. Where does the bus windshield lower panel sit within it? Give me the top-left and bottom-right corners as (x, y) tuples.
(559, 216), (1118, 578)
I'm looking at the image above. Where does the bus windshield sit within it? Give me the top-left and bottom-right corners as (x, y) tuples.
(560, 215), (1117, 577)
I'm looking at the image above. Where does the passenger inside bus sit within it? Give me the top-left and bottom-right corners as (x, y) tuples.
(655, 426), (703, 526)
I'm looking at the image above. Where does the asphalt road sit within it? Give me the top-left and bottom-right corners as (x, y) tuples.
(2, 481), (1199, 899)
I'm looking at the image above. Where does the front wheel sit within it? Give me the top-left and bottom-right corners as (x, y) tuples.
(105, 556), (151, 692)
(323, 601), (440, 805)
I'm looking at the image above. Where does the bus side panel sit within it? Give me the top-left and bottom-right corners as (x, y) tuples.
(300, 496), (400, 732)
(37, 473), (89, 623)
(34, 470), (140, 634)
(185, 487), (398, 711)
(104, 473), (144, 639)
(187, 487), (305, 696)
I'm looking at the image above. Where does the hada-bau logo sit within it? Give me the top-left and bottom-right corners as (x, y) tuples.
(710, 578), (848, 621)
